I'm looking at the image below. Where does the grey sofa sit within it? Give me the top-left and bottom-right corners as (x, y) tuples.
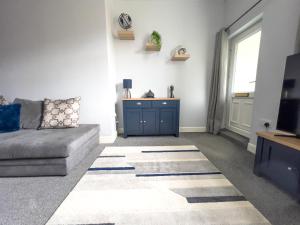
(0, 124), (99, 177)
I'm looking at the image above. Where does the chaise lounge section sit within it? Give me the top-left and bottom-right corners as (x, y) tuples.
(0, 124), (99, 177)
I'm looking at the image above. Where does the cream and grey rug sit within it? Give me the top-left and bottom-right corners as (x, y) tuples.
(46, 145), (270, 225)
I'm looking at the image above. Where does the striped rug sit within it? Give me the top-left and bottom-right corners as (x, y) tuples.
(46, 145), (270, 225)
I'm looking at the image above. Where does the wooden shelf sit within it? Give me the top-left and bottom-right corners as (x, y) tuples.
(123, 98), (180, 101)
(235, 92), (250, 97)
(145, 42), (161, 51)
(171, 53), (190, 61)
(118, 30), (135, 40)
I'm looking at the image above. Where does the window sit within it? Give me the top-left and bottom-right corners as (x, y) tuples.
(231, 28), (262, 93)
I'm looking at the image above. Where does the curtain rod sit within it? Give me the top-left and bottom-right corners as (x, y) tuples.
(225, 0), (263, 32)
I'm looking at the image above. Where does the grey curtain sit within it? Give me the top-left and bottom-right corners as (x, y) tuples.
(207, 29), (229, 134)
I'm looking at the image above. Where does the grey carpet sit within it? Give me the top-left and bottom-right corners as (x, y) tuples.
(0, 145), (104, 225)
(0, 133), (299, 225)
(219, 129), (249, 148)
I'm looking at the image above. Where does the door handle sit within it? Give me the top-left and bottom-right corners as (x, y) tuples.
(140, 121), (143, 124)
(136, 102), (142, 105)
(144, 121), (146, 123)
(160, 120), (164, 123)
(162, 102), (167, 105)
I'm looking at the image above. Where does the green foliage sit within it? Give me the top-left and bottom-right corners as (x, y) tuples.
(151, 31), (162, 47)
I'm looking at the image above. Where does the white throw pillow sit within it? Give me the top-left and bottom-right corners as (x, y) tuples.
(40, 97), (81, 129)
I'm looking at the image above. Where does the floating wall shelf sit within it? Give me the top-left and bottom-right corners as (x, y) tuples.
(145, 42), (161, 51)
(118, 30), (135, 40)
(171, 53), (190, 61)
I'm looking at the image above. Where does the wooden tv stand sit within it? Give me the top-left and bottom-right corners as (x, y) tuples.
(254, 132), (300, 201)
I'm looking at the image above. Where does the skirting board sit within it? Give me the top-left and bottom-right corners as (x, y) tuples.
(117, 127), (206, 134)
(247, 143), (256, 154)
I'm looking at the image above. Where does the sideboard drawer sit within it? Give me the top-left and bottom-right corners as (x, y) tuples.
(123, 101), (151, 108)
(152, 100), (178, 108)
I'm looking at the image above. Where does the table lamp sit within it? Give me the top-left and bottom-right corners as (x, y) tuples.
(123, 79), (132, 99)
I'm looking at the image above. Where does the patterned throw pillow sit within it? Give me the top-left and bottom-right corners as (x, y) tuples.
(0, 96), (9, 105)
(40, 97), (81, 129)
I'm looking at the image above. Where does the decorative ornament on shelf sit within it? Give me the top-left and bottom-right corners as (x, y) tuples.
(171, 46), (190, 61)
(118, 13), (132, 30)
(118, 13), (135, 40)
(169, 85), (175, 98)
(146, 31), (162, 51)
(144, 90), (155, 98)
(177, 47), (187, 55)
(123, 79), (132, 99)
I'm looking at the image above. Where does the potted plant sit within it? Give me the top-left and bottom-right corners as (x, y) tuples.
(150, 31), (162, 48)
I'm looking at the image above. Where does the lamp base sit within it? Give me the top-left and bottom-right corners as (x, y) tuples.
(124, 89), (131, 99)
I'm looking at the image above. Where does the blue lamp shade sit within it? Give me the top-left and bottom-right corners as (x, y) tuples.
(123, 79), (132, 89)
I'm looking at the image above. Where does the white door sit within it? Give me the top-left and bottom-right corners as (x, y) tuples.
(226, 23), (262, 138)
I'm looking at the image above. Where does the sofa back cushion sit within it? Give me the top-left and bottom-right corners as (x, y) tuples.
(13, 98), (43, 129)
(40, 97), (81, 129)
(0, 104), (21, 133)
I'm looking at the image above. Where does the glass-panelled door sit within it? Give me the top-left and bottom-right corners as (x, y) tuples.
(226, 23), (262, 137)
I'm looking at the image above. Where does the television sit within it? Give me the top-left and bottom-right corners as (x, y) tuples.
(277, 53), (300, 137)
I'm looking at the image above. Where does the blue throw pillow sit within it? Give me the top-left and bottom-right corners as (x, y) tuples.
(0, 104), (21, 133)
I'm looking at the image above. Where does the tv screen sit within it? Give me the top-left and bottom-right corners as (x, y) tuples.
(277, 53), (300, 136)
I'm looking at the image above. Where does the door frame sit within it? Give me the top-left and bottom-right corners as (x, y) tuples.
(225, 21), (262, 136)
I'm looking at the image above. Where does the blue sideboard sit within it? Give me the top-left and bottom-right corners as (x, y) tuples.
(123, 98), (180, 137)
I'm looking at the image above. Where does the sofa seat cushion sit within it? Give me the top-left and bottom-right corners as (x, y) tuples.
(0, 124), (99, 160)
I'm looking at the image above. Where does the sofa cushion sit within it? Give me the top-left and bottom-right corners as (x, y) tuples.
(0, 104), (21, 133)
(40, 97), (81, 129)
(0, 124), (99, 160)
(13, 98), (43, 129)
(0, 133), (100, 177)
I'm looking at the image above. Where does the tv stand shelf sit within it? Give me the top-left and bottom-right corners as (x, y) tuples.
(256, 132), (300, 151)
(254, 132), (300, 201)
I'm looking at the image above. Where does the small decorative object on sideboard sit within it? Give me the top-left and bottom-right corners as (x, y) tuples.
(117, 13), (135, 40)
(169, 85), (175, 98)
(123, 79), (132, 99)
(145, 31), (162, 51)
(144, 90), (155, 98)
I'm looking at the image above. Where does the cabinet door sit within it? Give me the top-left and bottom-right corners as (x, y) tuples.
(159, 108), (177, 134)
(261, 140), (300, 195)
(142, 109), (159, 135)
(124, 109), (143, 135)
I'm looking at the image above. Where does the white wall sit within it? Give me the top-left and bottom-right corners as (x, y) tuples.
(111, 0), (225, 131)
(225, 0), (300, 149)
(0, 0), (117, 138)
(225, 0), (264, 34)
(250, 0), (300, 145)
